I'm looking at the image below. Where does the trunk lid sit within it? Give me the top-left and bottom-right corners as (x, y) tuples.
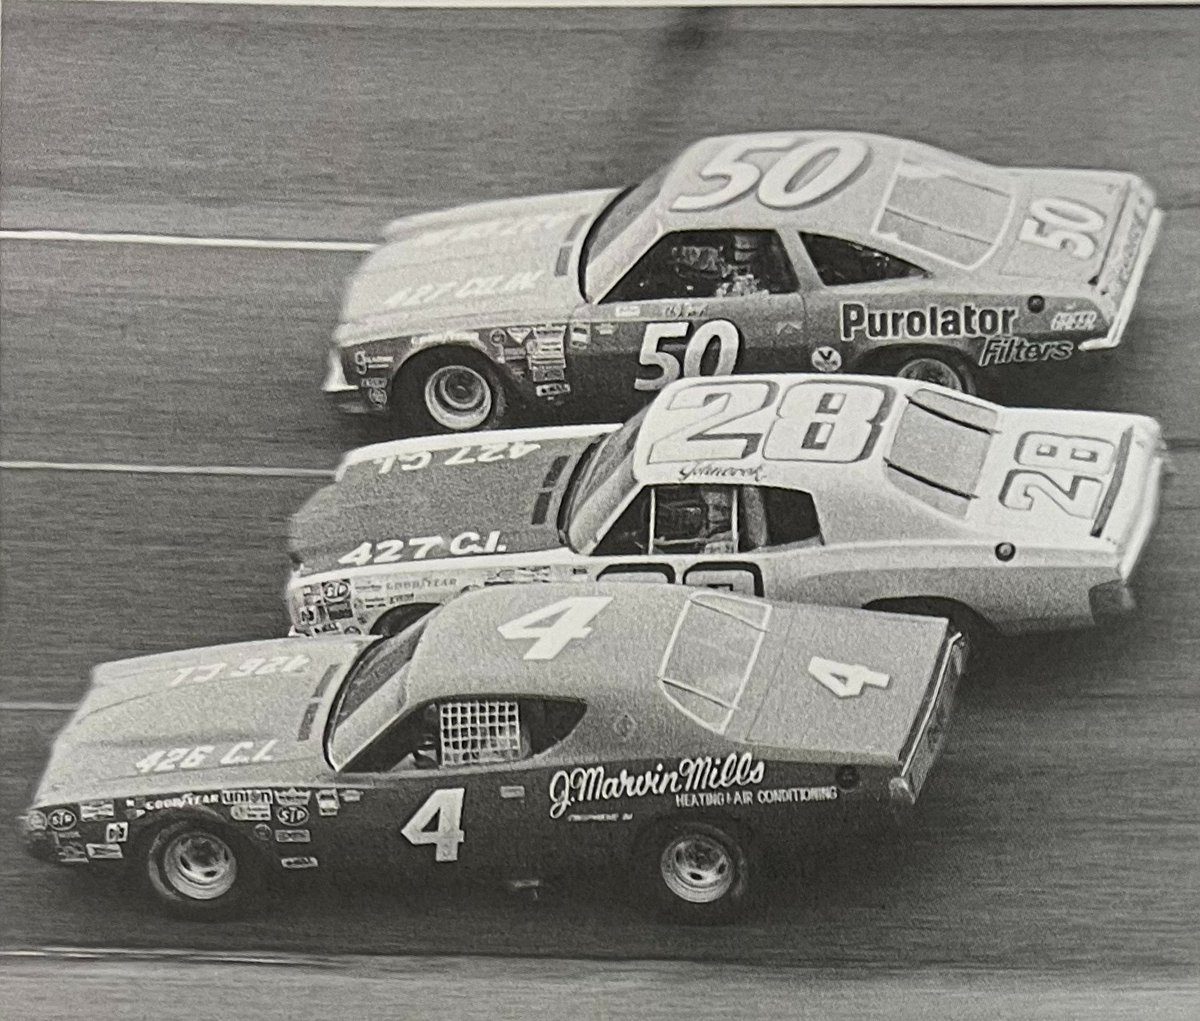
(734, 604), (955, 765)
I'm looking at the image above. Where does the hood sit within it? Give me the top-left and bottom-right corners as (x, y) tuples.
(990, 168), (1133, 285)
(340, 189), (618, 329)
(734, 604), (954, 764)
(34, 637), (373, 802)
(289, 428), (608, 576)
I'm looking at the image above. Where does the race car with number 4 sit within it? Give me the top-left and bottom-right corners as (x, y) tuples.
(324, 130), (1161, 433)
(21, 583), (964, 923)
(290, 374), (1168, 647)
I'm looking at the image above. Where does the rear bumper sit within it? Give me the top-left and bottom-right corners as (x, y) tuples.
(1088, 437), (1172, 621)
(892, 632), (964, 806)
(1080, 207), (1162, 352)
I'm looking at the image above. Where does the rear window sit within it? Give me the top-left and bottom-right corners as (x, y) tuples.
(874, 156), (1014, 269)
(658, 592), (771, 735)
(885, 390), (998, 516)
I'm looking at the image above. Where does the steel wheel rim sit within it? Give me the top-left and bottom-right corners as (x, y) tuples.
(896, 357), (968, 393)
(161, 831), (237, 901)
(659, 833), (735, 904)
(424, 365), (492, 430)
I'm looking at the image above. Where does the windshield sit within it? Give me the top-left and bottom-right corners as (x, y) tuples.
(579, 161), (672, 296)
(326, 618), (432, 769)
(564, 407), (649, 551)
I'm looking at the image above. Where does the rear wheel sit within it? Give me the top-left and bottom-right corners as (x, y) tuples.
(395, 350), (508, 435)
(893, 353), (977, 395)
(140, 819), (265, 920)
(639, 821), (752, 924)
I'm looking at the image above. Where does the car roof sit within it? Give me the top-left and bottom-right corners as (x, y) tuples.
(404, 581), (773, 708)
(630, 373), (913, 492)
(651, 130), (1015, 251)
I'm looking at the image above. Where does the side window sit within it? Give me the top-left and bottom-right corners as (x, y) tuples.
(799, 232), (929, 286)
(604, 230), (797, 303)
(651, 484), (739, 555)
(377, 698), (587, 773)
(740, 486), (822, 549)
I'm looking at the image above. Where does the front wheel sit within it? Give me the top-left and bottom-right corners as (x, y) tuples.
(395, 350), (508, 435)
(639, 821), (752, 924)
(140, 819), (265, 920)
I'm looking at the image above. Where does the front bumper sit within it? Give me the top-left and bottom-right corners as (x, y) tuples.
(322, 350), (370, 415)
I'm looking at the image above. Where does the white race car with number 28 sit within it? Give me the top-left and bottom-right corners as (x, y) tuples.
(288, 373), (1169, 650)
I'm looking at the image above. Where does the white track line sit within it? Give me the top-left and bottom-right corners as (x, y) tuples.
(0, 460), (333, 479)
(0, 701), (76, 713)
(0, 229), (375, 253)
(0, 947), (335, 967)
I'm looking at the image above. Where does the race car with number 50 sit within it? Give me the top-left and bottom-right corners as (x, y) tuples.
(323, 130), (1161, 433)
(21, 583), (964, 923)
(289, 373), (1168, 647)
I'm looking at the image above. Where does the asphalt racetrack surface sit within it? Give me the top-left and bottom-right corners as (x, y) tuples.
(1, 2), (1199, 1008)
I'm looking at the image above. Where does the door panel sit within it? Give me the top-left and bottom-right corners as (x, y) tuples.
(569, 294), (807, 412)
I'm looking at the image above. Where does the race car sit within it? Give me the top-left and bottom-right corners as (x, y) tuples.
(289, 374), (1168, 646)
(20, 583), (964, 924)
(323, 130), (1162, 433)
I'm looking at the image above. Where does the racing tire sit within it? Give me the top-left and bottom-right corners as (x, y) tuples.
(394, 349), (508, 435)
(874, 349), (978, 396)
(371, 603), (438, 638)
(638, 820), (753, 925)
(139, 818), (266, 920)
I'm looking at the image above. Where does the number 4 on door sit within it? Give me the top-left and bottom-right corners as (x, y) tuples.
(401, 788), (465, 862)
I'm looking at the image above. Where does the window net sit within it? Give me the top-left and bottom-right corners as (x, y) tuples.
(439, 700), (523, 766)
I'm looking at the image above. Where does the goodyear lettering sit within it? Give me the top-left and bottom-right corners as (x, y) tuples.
(978, 337), (1074, 367)
(143, 793), (220, 811)
(840, 302), (1018, 342)
(548, 752), (764, 820)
